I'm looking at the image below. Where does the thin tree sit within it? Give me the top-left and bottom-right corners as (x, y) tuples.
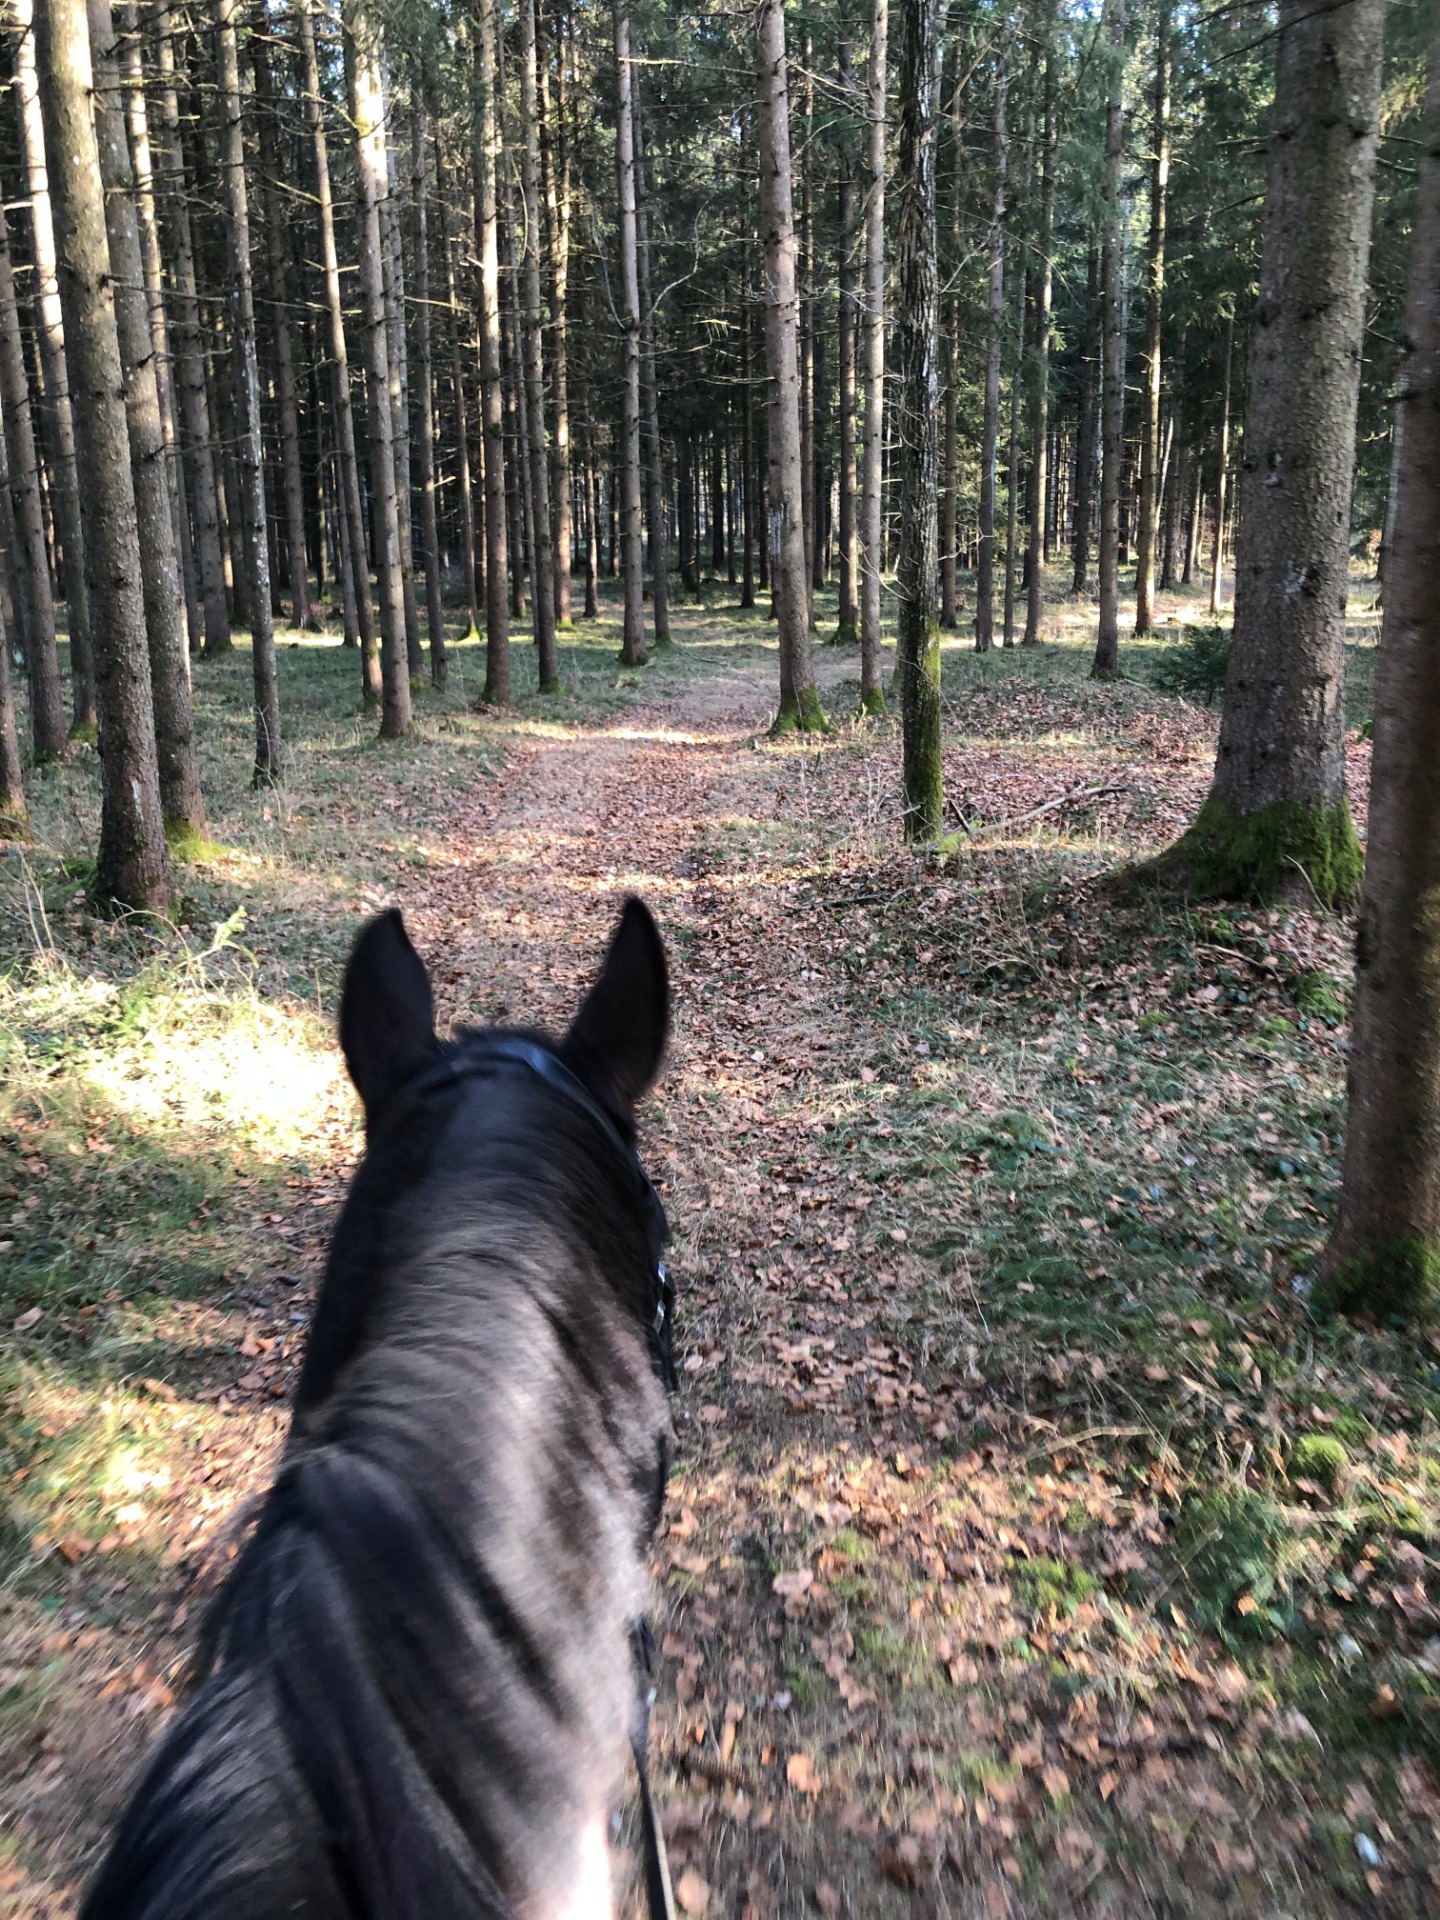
(757, 0), (824, 731)
(893, 0), (942, 838)
(90, 0), (206, 846)
(1209, 310), (1233, 614)
(975, 64), (1007, 653)
(1070, 243), (1099, 592)
(539, 6), (573, 630)
(1133, 0), (1171, 636)
(412, 104), (447, 687)
(35, 0), (170, 910)
(298, 0), (379, 701)
(0, 205), (66, 760)
(348, 0), (411, 738)
(1091, 0), (1126, 680)
(474, 0), (511, 701)
(1170, 0), (1385, 901)
(1320, 23), (1440, 1318)
(215, 0), (281, 782)
(1023, 9), (1057, 647)
(857, 0), (888, 711)
(154, 0), (230, 657)
(613, 0), (647, 667)
(0, 588), (24, 835)
(379, 71), (422, 680)
(836, 31), (859, 646)
(519, 0), (559, 687)
(635, 85), (672, 647)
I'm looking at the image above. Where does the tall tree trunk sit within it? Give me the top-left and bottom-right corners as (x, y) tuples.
(1002, 245), (1026, 648)
(1209, 312), (1233, 614)
(412, 105), (446, 687)
(1320, 26), (1440, 1316)
(517, 0), (559, 688)
(119, 2), (199, 659)
(1070, 242), (1100, 592)
(215, 0), (281, 781)
(894, 0), (942, 838)
(1133, 0), (1170, 636)
(253, 30), (312, 634)
(581, 404), (600, 618)
(635, 94), (672, 646)
(0, 205), (66, 760)
(1182, 0), (1383, 903)
(742, 293), (757, 610)
(299, 0), (379, 700)
(379, 73), (422, 682)
(1023, 15), (1056, 646)
(1091, 0), (1126, 680)
(90, 0), (205, 845)
(798, 42), (815, 627)
(613, 0), (647, 666)
(836, 33), (859, 644)
(13, 0), (96, 730)
(0, 580), (24, 833)
(539, 7), (573, 630)
(348, 0), (411, 738)
(756, 0), (822, 731)
(439, 186), (480, 636)
(858, 0), (888, 710)
(155, 1), (230, 657)
(474, 0), (511, 700)
(36, 0), (169, 909)
(975, 65), (1007, 653)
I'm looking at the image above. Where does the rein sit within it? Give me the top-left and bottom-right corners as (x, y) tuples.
(403, 1034), (678, 1920)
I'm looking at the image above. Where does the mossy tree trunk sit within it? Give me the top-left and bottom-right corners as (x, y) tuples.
(1319, 29), (1440, 1321)
(756, 0), (822, 732)
(90, 0), (206, 848)
(894, 0), (943, 839)
(36, 0), (170, 911)
(1178, 0), (1384, 904)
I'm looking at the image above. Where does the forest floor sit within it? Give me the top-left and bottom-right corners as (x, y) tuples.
(5, 569), (1440, 1918)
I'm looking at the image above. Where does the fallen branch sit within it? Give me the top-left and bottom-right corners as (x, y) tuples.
(991, 782), (1130, 833)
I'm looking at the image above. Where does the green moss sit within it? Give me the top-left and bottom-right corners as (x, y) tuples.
(1178, 795), (1363, 908)
(832, 617), (858, 647)
(539, 674), (565, 692)
(1173, 1487), (1298, 1637)
(1291, 970), (1347, 1024)
(67, 721), (98, 748)
(857, 685), (886, 718)
(1314, 1238), (1440, 1323)
(1288, 1434), (1348, 1492)
(1011, 1556), (1102, 1616)
(771, 685), (828, 737)
(164, 823), (220, 864)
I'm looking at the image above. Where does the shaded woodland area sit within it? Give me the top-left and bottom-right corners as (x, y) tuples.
(3, 0), (1440, 1912)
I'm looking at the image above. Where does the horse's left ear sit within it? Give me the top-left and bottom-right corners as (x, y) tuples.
(340, 909), (439, 1127)
(561, 896), (669, 1121)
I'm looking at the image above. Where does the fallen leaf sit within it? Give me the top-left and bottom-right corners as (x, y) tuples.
(12, 1307), (41, 1332)
(772, 1569), (814, 1603)
(675, 1868), (710, 1916)
(786, 1752), (822, 1795)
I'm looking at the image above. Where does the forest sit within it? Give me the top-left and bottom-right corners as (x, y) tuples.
(1, 0), (1439, 1912)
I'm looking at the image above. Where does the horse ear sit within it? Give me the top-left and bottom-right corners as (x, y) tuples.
(340, 910), (438, 1125)
(562, 897), (669, 1120)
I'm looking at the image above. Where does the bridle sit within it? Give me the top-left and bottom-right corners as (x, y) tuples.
(401, 1032), (680, 1920)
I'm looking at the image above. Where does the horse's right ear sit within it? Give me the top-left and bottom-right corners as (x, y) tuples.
(340, 910), (438, 1127)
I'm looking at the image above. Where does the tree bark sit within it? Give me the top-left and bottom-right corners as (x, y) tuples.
(0, 203), (66, 760)
(1070, 242), (1099, 592)
(635, 92), (672, 647)
(36, 0), (170, 909)
(0, 578), (24, 833)
(439, 185), (480, 636)
(858, 0), (888, 710)
(412, 105), (446, 687)
(1023, 15), (1057, 647)
(90, 0), (206, 846)
(378, 71), (422, 682)
(1320, 25), (1440, 1315)
(252, 29), (312, 634)
(215, 0), (281, 782)
(154, 1), (230, 657)
(474, 0), (511, 700)
(1002, 240), (1027, 648)
(836, 34), (859, 644)
(539, 7), (573, 630)
(1091, 0), (1126, 680)
(1209, 312), (1233, 615)
(517, 0), (559, 688)
(347, 0), (411, 738)
(1133, 0), (1170, 636)
(1184, 0), (1384, 904)
(13, 0), (96, 731)
(756, 0), (822, 731)
(299, 0), (379, 701)
(613, 0), (647, 667)
(894, 0), (942, 840)
(975, 65), (1007, 654)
